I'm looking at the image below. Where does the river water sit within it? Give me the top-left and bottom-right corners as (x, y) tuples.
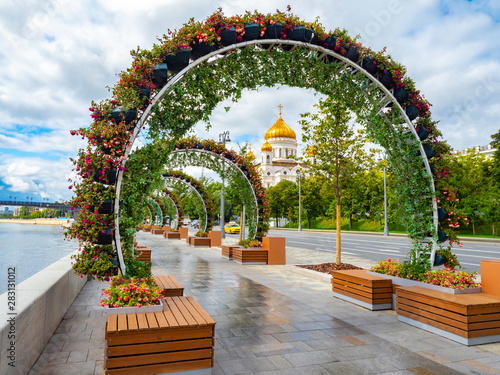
(0, 222), (78, 294)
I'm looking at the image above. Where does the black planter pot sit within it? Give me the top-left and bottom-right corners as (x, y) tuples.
(430, 165), (436, 176)
(240, 164), (247, 171)
(220, 26), (236, 46)
(96, 227), (114, 245)
(92, 199), (113, 215)
(423, 145), (436, 159)
(405, 105), (420, 121)
(416, 126), (431, 141)
(393, 87), (408, 104)
(203, 145), (211, 151)
(190, 40), (213, 59)
(437, 230), (448, 243)
(110, 107), (137, 124)
(378, 71), (395, 89)
(344, 45), (359, 63)
(438, 208), (448, 222)
(178, 142), (185, 149)
(261, 23), (282, 49)
(361, 57), (377, 75)
(224, 153), (234, 161)
(287, 25), (307, 42)
(139, 88), (151, 102)
(152, 63), (169, 89)
(162, 172), (170, 177)
(93, 169), (117, 185)
(164, 48), (190, 73)
(244, 23), (260, 41)
(433, 254), (446, 266)
(194, 143), (203, 149)
(325, 36), (337, 50)
(96, 137), (112, 155)
(304, 28), (318, 44)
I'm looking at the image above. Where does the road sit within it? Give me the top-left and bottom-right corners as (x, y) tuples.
(265, 229), (500, 274)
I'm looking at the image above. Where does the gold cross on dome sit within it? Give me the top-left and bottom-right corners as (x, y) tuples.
(249, 143), (252, 151)
(278, 104), (283, 116)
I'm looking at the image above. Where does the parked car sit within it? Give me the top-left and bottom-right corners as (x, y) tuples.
(191, 219), (199, 228)
(224, 223), (240, 234)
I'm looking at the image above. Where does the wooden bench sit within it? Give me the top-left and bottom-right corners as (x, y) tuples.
(105, 296), (215, 375)
(153, 275), (184, 297)
(221, 245), (240, 260)
(332, 270), (393, 311)
(166, 232), (181, 239)
(136, 248), (151, 263)
(396, 286), (500, 346)
(232, 248), (268, 264)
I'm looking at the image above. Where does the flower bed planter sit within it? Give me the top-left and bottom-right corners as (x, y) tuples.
(332, 270), (393, 311)
(232, 248), (268, 265)
(366, 271), (482, 295)
(396, 286), (500, 346)
(166, 232), (181, 239)
(104, 299), (164, 315)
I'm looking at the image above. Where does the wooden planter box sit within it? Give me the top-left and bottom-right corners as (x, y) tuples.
(208, 231), (221, 247)
(481, 259), (500, 297)
(136, 249), (151, 262)
(152, 228), (164, 235)
(396, 286), (500, 346)
(263, 237), (286, 265)
(166, 232), (181, 239)
(153, 275), (184, 297)
(105, 296), (215, 375)
(191, 237), (211, 247)
(232, 248), (268, 264)
(186, 236), (195, 244)
(221, 245), (240, 260)
(332, 270), (393, 311)
(143, 226), (152, 232)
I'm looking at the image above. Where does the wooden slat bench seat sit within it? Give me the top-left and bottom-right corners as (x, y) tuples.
(153, 275), (184, 297)
(105, 296), (215, 375)
(232, 248), (268, 264)
(396, 286), (500, 345)
(135, 248), (151, 263)
(221, 245), (240, 260)
(332, 269), (392, 311)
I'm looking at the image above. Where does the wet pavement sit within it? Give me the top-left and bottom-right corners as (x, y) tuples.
(28, 232), (500, 374)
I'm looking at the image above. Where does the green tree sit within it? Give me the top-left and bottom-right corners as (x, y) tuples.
(266, 180), (298, 227)
(301, 176), (324, 229)
(491, 129), (500, 188)
(300, 97), (370, 264)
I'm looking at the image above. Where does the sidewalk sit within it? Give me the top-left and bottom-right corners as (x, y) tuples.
(28, 233), (500, 374)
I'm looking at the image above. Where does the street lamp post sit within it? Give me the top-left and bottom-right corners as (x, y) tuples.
(378, 154), (389, 237)
(298, 170), (302, 232)
(218, 131), (231, 239)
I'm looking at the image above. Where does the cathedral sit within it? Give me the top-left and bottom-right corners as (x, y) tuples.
(247, 105), (310, 188)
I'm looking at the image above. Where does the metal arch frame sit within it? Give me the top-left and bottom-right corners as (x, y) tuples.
(146, 197), (163, 226)
(162, 176), (208, 233)
(157, 189), (180, 229)
(113, 38), (439, 275)
(167, 148), (259, 237)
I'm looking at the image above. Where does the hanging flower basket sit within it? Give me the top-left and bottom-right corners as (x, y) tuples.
(344, 45), (359, 63)
(93, 169), (118, 185)
(304, 28), (318, 44)
(393, 87), (408, 104)
(152, 63), (169, 89)
(378, 71), (395, 89)
(96, 227), (114, 245)
(190, 40), (213, 59)
(416, 126), (430, 141)
(361, 57), (377, 75)
(164, 48), (191, 73)
(264, 23), (282, 39)
(220, 26), (236, 46)
(287, 25), (307, 42)
(96, 137), (112, 155)
(438, 208), (448, 222)
(423, 145), (436, 159)
(405, 105), (420, 121)
(110, 107), (137, 124)
(244, 23), (260, 41)
(94, 199), (113, 215)
(438, 230), (448, 243)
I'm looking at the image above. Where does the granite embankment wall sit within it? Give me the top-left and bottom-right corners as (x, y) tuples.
(0, 251), (86, 374)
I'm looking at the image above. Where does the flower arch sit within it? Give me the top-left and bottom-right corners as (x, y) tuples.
(68, 8), (461, 277)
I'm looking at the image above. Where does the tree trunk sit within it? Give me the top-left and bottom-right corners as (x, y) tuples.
(493, 222), (496, 236)
(473, 221), (475, 235)
(307, 216), (311, 229)
(239, 206), (243, 242)
(336, 203), (341, 265)
(349, 205), (353, 230)
(276, 214), (279, 228)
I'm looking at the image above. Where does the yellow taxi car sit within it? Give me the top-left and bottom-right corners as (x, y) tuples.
(224, 223), (240, 234)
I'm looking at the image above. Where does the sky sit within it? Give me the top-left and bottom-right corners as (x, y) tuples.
(0, 0), (499, 203)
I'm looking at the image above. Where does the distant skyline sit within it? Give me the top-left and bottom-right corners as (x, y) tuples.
(1, 0), (499, 202)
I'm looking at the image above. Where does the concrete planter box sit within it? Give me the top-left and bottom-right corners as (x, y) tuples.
(104, 299), (165, 315)
(367, 271), (482, 295)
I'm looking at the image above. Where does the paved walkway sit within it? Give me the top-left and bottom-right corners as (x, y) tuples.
(28, 233), (500, 375)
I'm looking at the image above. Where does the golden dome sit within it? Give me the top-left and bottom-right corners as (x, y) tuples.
(264, 116), (296, 140)
(246, 150), (255, 160)
(261, 141), (273, 152)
